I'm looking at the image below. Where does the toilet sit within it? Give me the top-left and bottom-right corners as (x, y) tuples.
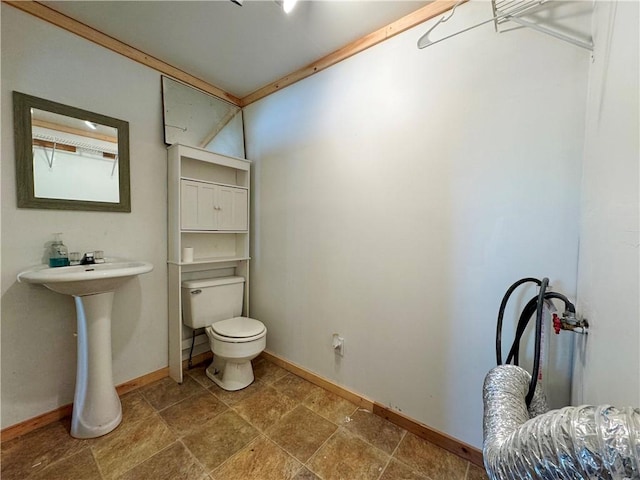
(181, 276), (266, 391)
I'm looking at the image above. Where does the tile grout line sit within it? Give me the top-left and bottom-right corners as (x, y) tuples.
(343, 415), (407, 480)
(338, 417), (438, 480)
(229, 385), (299, 435)
(208, 432), (264, 477)
(198, 421), (261, 478)
(304, 396), (361, 427)
(133, 390), (160, 420)
(114, 440), (177, 479)
(105, 414), (178, 479)
(261, 434), (309, 477)
(261, 432), (312, 469)
(270, 372), (323, 405)
(261, 404), (339, 471)
(375, 429), (408, 480)
(89, 413), (160, 478)
(90, 445), (108, 480)
(302, 426), (343, 479)
(207, 379), (268, 408)
(142, 376), (209, 413)
(374, 452), (393, 480)
(26, 445), (101, 480)
(344, 409), (404, 455)
(177, 438), (213, 480)
(305, 425), (397, 480)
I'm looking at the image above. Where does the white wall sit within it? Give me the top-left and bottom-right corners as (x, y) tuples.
(244, 1), (591, 448)
(1, 5), (168, 428)
(574, 1), (640, 406)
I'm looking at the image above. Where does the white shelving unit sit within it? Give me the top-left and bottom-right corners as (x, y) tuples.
(167, 143), (251, 383)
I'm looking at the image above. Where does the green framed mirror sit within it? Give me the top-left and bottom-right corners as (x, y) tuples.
(13, 91), (131, 212)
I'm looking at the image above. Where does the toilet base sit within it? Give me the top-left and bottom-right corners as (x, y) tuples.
(205, 356), (255, 391)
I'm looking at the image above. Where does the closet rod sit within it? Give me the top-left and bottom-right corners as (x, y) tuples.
(33, 132), (118, 155)
(418, 0), (543, 49)
(418, 0), (593, 52)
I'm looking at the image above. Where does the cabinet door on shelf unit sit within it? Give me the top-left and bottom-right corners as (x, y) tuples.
(218, 186), (248, 231)
(180, 179), (248, 231)
(181, 180), (216, 230)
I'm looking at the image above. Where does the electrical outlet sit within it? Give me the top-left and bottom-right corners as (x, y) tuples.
(332, 333), (344, 356)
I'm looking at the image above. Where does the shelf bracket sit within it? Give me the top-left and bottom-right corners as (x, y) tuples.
(111, 154), (118, 177)
(496, 5), (593, 51)
(43, 141), (57, 169)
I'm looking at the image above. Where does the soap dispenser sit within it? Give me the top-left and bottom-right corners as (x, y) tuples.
(49, 233), (70, 267)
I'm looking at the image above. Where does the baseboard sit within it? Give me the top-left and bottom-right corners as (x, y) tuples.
(116, 367), (170, 396)
(0, 404), (75, 443)
(260, 350), (484, 468)
(260, 351), (374, 410)
(372, 402), (484, 467)
(1, 366), (171, 443)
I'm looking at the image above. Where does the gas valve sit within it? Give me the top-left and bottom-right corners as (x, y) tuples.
(553, 313), (562, 334)
(553, 311), (589, 334)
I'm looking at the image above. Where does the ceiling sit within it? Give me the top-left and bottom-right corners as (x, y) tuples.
(43, 1), (431, 98)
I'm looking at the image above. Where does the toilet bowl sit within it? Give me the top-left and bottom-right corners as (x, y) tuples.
(205, 317), (266, 390)
(181, 277), (267, 391)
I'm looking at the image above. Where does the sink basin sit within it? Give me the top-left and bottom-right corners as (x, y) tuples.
(17, 259), (154, 296)
(17, 258), (153, 438)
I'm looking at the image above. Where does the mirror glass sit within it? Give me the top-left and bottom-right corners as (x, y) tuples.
(32, 109), (120, 203)
(162, 76), (245, 159)
(14, 91), (130, 212)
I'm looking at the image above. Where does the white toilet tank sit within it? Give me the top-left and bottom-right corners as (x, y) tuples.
(181, 276), (245, 329)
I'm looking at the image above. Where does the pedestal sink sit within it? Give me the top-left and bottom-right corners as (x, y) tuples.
(17, 259), (153, 438)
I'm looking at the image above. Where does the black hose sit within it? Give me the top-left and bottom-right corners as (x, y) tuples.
(506, 292), (576, 365)
(526, 277), (548, 406)
(497, 277), (578, 407)
(544, 292), (576, 312)
(506, 296), (538, 365)
(496, 277), (542, 365)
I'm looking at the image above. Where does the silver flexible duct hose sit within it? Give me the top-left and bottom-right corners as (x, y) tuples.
(483, 365), (640, 479)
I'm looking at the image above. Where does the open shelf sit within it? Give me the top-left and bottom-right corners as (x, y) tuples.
(168, 255), (251, 266)
(180, 176), (249, 191)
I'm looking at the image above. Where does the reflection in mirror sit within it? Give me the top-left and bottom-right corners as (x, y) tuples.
(13, 91), (130, 212)
(32, 109), (120, 203)
(162, 76), (245, 159)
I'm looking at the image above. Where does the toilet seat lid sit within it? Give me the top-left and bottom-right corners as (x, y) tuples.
(212, 317), (265, 338)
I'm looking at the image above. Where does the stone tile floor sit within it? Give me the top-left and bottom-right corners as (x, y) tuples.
(1, 357), (489, 480)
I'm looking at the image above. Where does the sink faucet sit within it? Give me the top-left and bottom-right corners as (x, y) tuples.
(80, 252), (95, 265)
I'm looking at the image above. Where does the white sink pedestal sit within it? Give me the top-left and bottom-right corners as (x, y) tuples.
(16, 259), (154, 439)
(72, 292), (121, 438)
